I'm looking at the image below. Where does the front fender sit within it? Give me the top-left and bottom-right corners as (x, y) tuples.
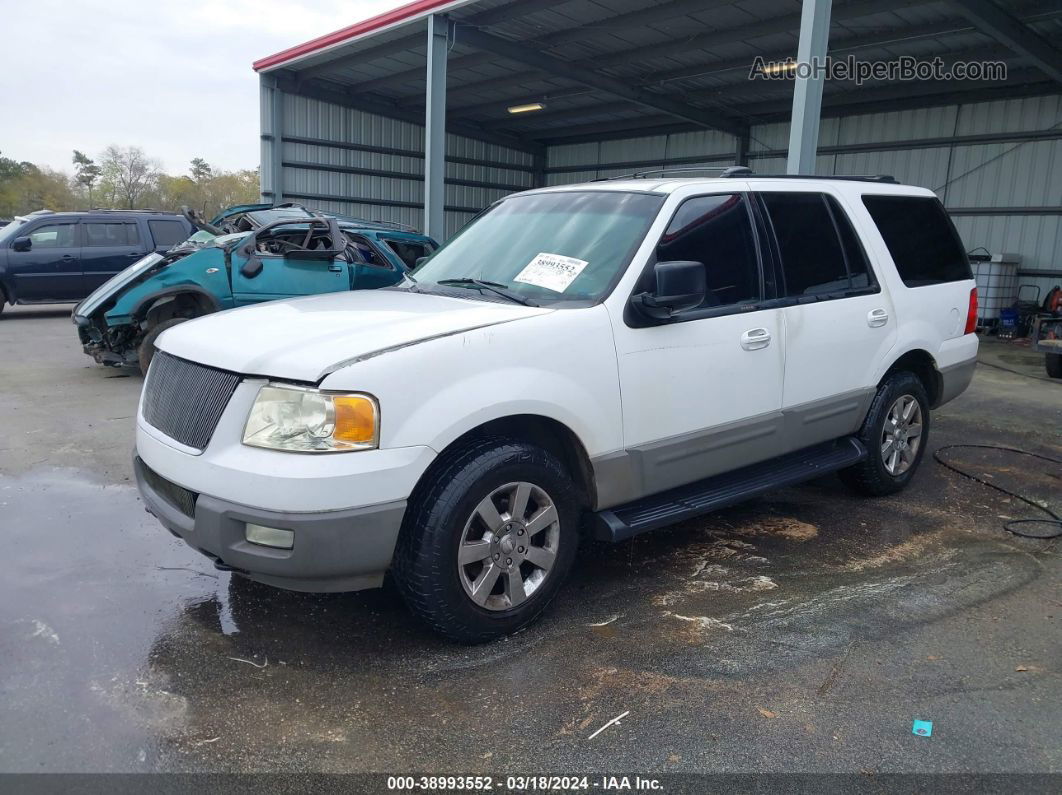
(104, 249), (234, 327)
(319, 306), (624, 461)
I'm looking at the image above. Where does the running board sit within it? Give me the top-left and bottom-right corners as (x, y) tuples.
(592, 438), (867, 543)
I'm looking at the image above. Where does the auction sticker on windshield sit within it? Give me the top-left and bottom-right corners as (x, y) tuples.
(513, 253), (588, 293)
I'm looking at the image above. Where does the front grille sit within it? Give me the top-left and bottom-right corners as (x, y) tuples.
(139, 459), (198, 518)
(142, 352), (241, 450)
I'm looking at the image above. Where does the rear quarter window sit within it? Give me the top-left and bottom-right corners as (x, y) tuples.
(148, 219), (190, 247)
(862, 195), (971, 287)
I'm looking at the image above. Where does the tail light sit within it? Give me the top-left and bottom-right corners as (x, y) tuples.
(964, 287), (978, 334)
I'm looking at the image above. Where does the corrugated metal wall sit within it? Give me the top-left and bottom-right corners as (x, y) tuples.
(262, 90), (535, 240)
(545, 95), (1062, 296)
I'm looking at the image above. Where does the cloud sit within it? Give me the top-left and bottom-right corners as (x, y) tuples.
(0, 0), (402, 174)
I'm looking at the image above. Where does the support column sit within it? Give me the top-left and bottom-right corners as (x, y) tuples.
(424, 14), (449, 241)
(264, 74), (285, 204)
(786, 0), (832, 175)
(735, 128), (750, 167)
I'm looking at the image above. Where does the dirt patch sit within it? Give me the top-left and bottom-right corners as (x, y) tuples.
(839, 530), (949, 572)
(729, 516), (819, 542)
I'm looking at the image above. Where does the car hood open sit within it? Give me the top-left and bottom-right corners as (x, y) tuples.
(155, 288), (553, 382)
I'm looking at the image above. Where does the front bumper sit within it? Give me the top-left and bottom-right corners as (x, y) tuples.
(135, 455), (405, 593)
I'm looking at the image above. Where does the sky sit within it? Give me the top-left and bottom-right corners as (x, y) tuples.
(0, 0), (405, 176)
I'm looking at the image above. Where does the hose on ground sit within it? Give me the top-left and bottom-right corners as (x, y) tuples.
(933, 444), (1062, 539)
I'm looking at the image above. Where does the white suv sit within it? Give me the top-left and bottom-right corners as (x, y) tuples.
(134, 174), (978, 642)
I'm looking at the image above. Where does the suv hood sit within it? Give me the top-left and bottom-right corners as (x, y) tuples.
(155, 289), (553, 382)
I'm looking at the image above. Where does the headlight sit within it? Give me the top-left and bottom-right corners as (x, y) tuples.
(242, 384), (379, 452)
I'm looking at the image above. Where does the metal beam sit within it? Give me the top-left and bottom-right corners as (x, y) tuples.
(787, 0), (833, 174)
(946, 0), (1062, 84)
(455, 26), (748, 136)
(267, 75), (285, 203)
(353, 0), (739, 98)
(297, 0), (575, 82)
(424, 14), (449, 242)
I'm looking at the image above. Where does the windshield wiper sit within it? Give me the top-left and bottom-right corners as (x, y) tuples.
(436, 278), (537, 306)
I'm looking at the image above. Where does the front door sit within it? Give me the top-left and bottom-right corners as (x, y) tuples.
(230, 250), (353, 305)
(6, 221), (81, 301)
(609, 192), (786, 499)
(80, 220), (146, 293)
(754, 187), (898, 443)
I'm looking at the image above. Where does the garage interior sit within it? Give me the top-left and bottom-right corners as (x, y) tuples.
(252, 0), (1062, 299)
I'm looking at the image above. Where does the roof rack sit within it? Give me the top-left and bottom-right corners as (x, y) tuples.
(86, 207), (171, 213)
(595, 167), (897, 184)
(594, 165), (752, 181)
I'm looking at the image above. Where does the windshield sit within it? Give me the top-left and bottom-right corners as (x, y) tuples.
(412, 191), (664, 305)
(0, 218), (28, 243)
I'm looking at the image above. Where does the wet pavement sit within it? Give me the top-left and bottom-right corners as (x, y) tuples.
(0, 306), (1059, 774)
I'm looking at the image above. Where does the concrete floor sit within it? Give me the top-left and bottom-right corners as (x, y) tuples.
(0, 303), (1059, 775)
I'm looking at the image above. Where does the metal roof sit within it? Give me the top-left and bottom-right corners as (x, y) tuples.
(254, 0), (1062, 150)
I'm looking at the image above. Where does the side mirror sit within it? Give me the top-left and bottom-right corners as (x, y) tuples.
(12, 236), (31, 252)
(240, 257), (264, 279)
(413, 256), (429, 268)
(631, 260), (706, 321)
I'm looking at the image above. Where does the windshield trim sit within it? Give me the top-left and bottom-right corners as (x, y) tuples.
(412, 189), (665, 310)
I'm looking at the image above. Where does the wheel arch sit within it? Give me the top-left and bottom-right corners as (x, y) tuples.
(880, 348), (942, 407)
(416, 414), (597, 511)
(134, 286), (219, 328)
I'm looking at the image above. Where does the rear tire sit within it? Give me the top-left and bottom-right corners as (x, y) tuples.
(839, 371), (930, 497)
(1047, 353), (1062, 379)
(392, 437), (580, 643)
(138, 317), (190, 375)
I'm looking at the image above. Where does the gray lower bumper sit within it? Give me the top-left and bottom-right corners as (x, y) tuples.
(134, 456), (405, 593)
(936, 358), (977, 407)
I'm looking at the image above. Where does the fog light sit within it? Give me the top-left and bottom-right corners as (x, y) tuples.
(245, 523), (294, 550)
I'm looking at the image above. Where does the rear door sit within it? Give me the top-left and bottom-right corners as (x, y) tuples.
(754, 186), (897, 444)
(6, 220), (81, 301)
(80, 220), (146, 293)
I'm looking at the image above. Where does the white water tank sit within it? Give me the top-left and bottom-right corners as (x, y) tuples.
(971, 252), (1021, 326)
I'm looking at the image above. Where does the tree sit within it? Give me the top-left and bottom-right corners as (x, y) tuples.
(190, 157), (213, 182)
(72, 150), (102, 206)
(98, 145), (160, 209)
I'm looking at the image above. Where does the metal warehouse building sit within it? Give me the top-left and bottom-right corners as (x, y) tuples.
(253, 0), (1062, 295)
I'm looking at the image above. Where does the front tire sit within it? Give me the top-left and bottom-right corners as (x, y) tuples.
(839, 371), (930, 497)
(138, 317), (190, 375)
(393, 437), (580, 643)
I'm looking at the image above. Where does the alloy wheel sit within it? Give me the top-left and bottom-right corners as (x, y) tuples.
(456, 481), (560, 611)
(881, 394), (923, 476)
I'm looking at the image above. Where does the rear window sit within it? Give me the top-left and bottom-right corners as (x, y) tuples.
(149, 220), (188, 247)
(862, 195), (971, 287)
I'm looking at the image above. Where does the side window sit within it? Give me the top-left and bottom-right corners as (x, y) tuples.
(348, 236), (388, 268)
(655, 193), (760, 309)
(761, 192), (850, 296)
(28, 224), (76, 248)
(825, 195), (874, 290)
(148, 220), (188, 247)
(124, 222), (141, 246)
(862, 195), (971, 286)
(384, 239), (433, 269)
(85, 223), (134, 247)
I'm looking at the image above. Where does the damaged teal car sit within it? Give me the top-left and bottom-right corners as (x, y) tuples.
(73, 203), (436, 373)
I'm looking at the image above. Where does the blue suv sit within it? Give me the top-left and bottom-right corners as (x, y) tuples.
(0, 209), (193, 312)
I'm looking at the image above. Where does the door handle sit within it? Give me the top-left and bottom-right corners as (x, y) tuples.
(867, 308), (889, 328)
(328, 264), (344, 272)
(127, 251), (144, 256)
(740, 327), (771, 350)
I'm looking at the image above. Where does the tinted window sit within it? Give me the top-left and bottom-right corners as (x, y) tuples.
(28, 224), (76, 248)
(148, 220), (187, 247)
(826, 195), (874, 289)
(384, 239), (432, 268)
(862, 195), (971, 286)
(762, 192), (850, 296)
(655, 194), (760, 308)
(85, 222), (137, 247)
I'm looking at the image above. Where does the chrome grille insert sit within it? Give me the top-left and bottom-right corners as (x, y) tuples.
(142, 352), (240, 450)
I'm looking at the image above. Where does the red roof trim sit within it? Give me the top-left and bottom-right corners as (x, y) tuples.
(253, 0), (462, 72)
